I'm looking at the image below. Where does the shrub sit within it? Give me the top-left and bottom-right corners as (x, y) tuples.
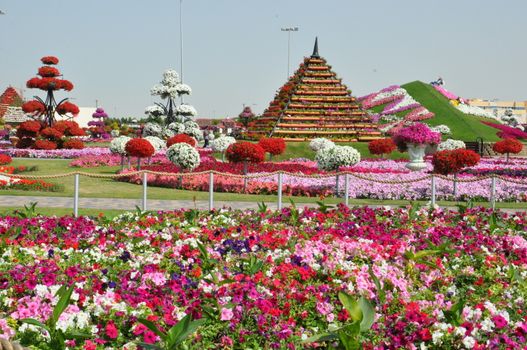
(432, 149), (480, 175)
(62, 139), (85, 149)
(33, 139), (57, 150)
(226, 142), (265, 163)
(316, 145), (361, 171)
(493, 138), (524, 161)
(0, 154), (12, 165)
(368, 138), (396, 157)
(258, 138), (286, 158)
(166, 143), (201, 171)
(167, 134), (197, 147)
(125, 138), (155, 158)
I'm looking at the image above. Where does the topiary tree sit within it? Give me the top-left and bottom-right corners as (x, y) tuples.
(316, 145), (361, 196)
(238, 106), (255, 127)
(125, 138), (154, 170)
(368, 138), (396, 158)
(432, 148), (480, 197)
(88, 108), (110, 139)
(492, 138), (523, 162)
(211, 136), (236, 161)
(258, 137), (286, 161)
(22, 56), (79, 127)
(226, 142), (265, 192)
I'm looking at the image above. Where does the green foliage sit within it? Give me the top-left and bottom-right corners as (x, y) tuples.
(316, 201), (335, 213)
(137, 314), (206, 350)
(13, 202), (39, 218)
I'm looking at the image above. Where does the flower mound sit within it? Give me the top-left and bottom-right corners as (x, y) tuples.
(33, 139), (57, 150)
(167, 134), (197, 148)
(62, 139), (85, 150)
(316, 145), (361, 171)
(433, 149), (481, 175)
(210, 136), (236, 153)
(109, 136), (131, 155)
(309, 137), (335, 152)
(226, 142), (265, 163)
(493, 138), (523, 156)
(125, 138), (155, 158)
(258, 137), (286, 156)
(368, 138), (396, 156)
(0, 154), (12, 165)
(166, 143), (201, 171)
(393, 122), (441, 146)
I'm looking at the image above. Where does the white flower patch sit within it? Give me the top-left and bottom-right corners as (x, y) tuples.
(109, 136), (131, 155)
(316, 145), (361, 171)
(167, 122), (186, 134)
(166, 143), (201, 170)
(456, 104), (495, 118)
(144, 136), (166, 152)
(144, 105), (164, 117)
(211, 136), (236, 153)
(431, 125), (451, 135)
(142, 122), (163, 137)
(176, 104), (198, 117)
(438, 139), (466, 151)
(309, 138), (335, 152)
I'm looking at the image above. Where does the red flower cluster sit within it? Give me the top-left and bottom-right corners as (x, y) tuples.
(34, 139), (57, 150)
(41, 56), (59, 65)
(54, 121), (85, 137)
(258, 138), (286, 156)
(16, 120), (42, 138)
(56, 101), (80, 115)
(63, 139), (85, 149)
(37, 66), (60, 77)
(0, 154), (12, 165)
(22, 100), (46, 114)
(368, 138), (396, 156)
(40, 127), (63, 140)
(432, 149), (480, 175)
(167, 134), (197, 147)
(493, 138), (523, 156)
(26, 77), (74, 91)
(226, 142), (265, 163)
(126, 138), (155, 158)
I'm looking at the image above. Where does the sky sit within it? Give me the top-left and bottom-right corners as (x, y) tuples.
(1, 0), (526, 119)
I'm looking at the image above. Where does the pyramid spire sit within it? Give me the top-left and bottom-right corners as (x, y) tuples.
(311, 37), (319, 58)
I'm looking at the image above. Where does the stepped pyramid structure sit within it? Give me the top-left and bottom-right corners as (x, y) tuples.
(248, 38), (381, 142)
(0, 87), (24, 120)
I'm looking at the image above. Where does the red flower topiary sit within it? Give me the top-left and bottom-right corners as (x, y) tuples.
(368, 138), (397, 157)
(41, 56), (59, 65)
(226, 142), (265, 163)
(53, 121), (84, 136)
(493, 138), (523, 162)
(0, 154), (12, 165)
(258, 138), (286, 158)
(33, 139), (57, 150)
(56, 101), (79, 115)
(22, 100), (46, 114)
(125, 138), (155, 158)
(38, 66), (60, 77)
(16, 120), (42, 138)
(433, 149), (480, 175)
(40, 127), (63, 140)
(62, 139), (85, 149)
(167, 134), (197, 147)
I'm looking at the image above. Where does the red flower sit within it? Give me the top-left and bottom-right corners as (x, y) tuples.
(41, 56), (59, 65)
(22, 100), (46, 114)
(126, 138), (155, 158)
(63, 139), (85, 149)
(432, 149), (480, 175)
(38, 66), (60, 77)
(56, 101), (80, 115)
(226, 142), (265, 163)
(26, 77), (42, 89)
(105, 321), (119, 339)
(493, 138), (523, 156)
(54, 121), (84, 136)
(167, 134), (197, 147)
(58, 79), (74, 91)
(368, 138), (397, 156)
(258, 138), (286, 156)
(0, 154), (12, 165)
(33, 139), (57, 150)
(40, 127), (63, 140)
(16, 120), (42, 138)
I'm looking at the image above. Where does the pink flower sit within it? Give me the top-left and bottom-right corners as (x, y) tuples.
(492, 315), (508, 329)
(83, 340), (97, 350)
(143, 330), (158, 344)
(220, 308), (234, 321)
(106, 321), (118, 339)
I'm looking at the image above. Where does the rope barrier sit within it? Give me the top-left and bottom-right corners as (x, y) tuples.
(2, 170), (527, 185)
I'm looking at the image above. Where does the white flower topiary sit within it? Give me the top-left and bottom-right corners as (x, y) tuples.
(185, 127), (203, 141)
(110, 129), (120, 137)
(211, 136), (236, 153)
(176, 104), (198, 117)
(144, 136), (166, 152)
(144, 105), (165, 117)
(109, 136), (131, 155)
(166, 143), (201, 171)
(316, 145), (361, 171)
(438, 139), (466, 151)
(142, 122), (163, 137)
(431, 125), (451, 135)
(167, 122), (186, 134)
(310, 138), (335, 152)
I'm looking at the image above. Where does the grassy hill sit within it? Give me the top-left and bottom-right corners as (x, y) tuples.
(401, 81), (500, 142)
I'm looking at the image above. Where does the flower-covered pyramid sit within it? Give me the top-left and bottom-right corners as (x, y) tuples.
(0, 87), (24, 119)
(248, 38), (381, 142)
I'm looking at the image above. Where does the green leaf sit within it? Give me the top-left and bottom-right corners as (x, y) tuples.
(302, 332), (337, 343)
(358, 297), (375, 332)
(136, 342), (163, 350)
(338, 331), (360, 350)
(52, 285), (74, 326)
(137, 318), (166, 341)
(173, 319), (206, 347)
(368, 265), (385, 305)
(338, 292), (362, 323)
(20, 318), (51, 334)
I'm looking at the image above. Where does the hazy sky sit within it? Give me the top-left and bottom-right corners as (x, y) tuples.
(1, 0), (526, 119)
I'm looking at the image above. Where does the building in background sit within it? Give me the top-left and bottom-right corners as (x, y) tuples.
(468, 99), (527, 123)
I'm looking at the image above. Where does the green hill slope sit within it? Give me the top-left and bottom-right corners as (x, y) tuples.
(401, 81), (500, 142)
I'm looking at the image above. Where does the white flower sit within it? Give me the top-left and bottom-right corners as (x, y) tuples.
(438, 139), (466, 151)
(185, 127), (203, 141)
(109, 136), (131, 155)
(144, 136), (166, 152)
(462, 336), (475, 349)
(176, 104), (198, 117)
(480, 318), (494, 332)
(431, 124), (451, 135)
(144, 105), (164, 117)
(142, 122), (163, 137)
(309, 138), (335, 152)
(211, 136), (236, 153)
(175, 83), (192, 95)
(167, 122), (186, 134)
(166, 143), (201, 171)
(457, 104), (495, 118)
(110, 129), (120, 137)
(316, 145), (360, 171)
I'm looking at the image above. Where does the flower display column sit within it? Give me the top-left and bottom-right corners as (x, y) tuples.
(226, 142), (265, 192)
(393, 123), (441, 171)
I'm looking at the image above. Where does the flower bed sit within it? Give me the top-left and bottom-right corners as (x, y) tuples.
(4, 147), (112, 159)
(0, 206), (526, 348)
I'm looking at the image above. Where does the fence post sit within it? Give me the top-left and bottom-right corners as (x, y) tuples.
(73, 174), (79, 217)
(431, 175), (436, 207)
(490, 176), (496, 210)
(344, 173), (349, 206)
(277, 172), (283, 211)
(209, 171), (214, 211)
(142, 172), (147, 211)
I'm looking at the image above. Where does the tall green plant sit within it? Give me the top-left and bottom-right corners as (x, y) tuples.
(137, 314), (206, 350)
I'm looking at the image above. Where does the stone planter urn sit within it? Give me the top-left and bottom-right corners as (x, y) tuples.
(406, 143), (427, 171)
(425, 143), (438, 155)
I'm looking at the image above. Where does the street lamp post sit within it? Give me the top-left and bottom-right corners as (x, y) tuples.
(281, 27), (298, 79)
